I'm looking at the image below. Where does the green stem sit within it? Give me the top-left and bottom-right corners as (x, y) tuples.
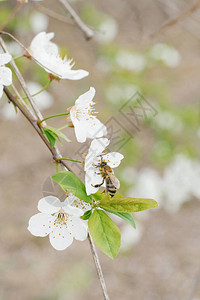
(13, 55), (24, 61)
(21, 79), (52, 100)
(56, 162), (59, 173)
(57, 158), (82, 163)
(39, 112), (69, 124)
(58, 124), (71, 131)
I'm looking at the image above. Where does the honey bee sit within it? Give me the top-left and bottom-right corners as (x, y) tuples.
(93, 157), (120, 197)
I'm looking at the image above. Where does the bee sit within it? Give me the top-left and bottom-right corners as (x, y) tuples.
(93, 157), (120, 197)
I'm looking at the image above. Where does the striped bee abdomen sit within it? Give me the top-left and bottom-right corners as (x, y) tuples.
(106, 177), (117, 198)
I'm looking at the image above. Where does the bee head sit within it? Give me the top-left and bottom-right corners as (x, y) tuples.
(100, 161), (107, 167)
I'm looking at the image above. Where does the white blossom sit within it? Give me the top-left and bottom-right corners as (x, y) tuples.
(70, 87), (107, 143)
(27, 81), (53, 111)
(0, 53), (12, 99)
(115, 50), (146, 72)
(150, 43), (181, 68)
(28, 194), (88, 250)
(29, 32), (89, 80)
(96, 17), (118, 44)
(84, 138), (124, 195)
(30, 12), (49, 34)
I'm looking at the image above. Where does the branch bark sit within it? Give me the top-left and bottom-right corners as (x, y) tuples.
(57, 0), (94, 40)
(152, 0), (200, 37)
(4, 86), (110, 300)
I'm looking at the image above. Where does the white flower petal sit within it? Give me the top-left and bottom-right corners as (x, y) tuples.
(29, 32), (88, 80)
(71, 198), (91, 212)
(63, 205), (83, 217)
(0, 53), (12, 66)
(85, 166), (103, 195)
(0, 84), (3, 98)
(28, 213), (54, 237)
(103, 152), (124, 168)
(85, 138), (110, 170)
(73, 118), (87, 143)
(83, 117), (107, 139)
(68, 216), (88, 241)
(63, 194), (78, 206)
(61, 69), (89, 80)
(49, 226), (73, 250)
(0, 67), (12, 86)
(75, 87), (95, 106)
(38, 196), (61, 214)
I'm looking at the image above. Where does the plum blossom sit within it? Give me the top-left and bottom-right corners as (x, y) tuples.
(28, 194), (88, 250)
(69, 87), (107, 143)
(84, 138), (124, 195)
(29, 32), (89, 80)
(0, 53), (12, 99)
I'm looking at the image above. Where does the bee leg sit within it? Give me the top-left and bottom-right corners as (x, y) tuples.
(92, 179), (104, 188)
(94, 172), (102, 175)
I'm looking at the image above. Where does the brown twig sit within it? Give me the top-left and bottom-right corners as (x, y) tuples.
(33, 3), (74, 26)
(57, 0), (94, 40)
(3, 86), (73, 172)
(152, 0), (200, 37)
(88, 234), (110, 300)
(0, 36), (42, 120)
(0, 3), (23, 31)
(4, 86), (110, 300)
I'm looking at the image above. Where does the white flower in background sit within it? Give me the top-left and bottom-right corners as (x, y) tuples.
(106, 84), (139, 104)
(154, 111), (183, 133)
(0, 53), (12, 99)
(29, 32), (89, 80)
(150, 43), (181, 68)
(27, 81), (53, 111)
(120, 223), (142, 252)
(96, 17), (118, 44)
(115, 50), (146, 72)
(84, 138), (124, 195)
(0, 102), (19, 121)
(70, 87), (107, 143)
(6, 41), (22, 57)
(28, 194), (88, 250)
(162, 155), (200, 213)
(30, 12), (49, 34)
(128, 168), (163, 206)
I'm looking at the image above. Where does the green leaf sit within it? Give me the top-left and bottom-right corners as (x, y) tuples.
(103, 208), (136, 229)
(43, 128), (56, 147)
(81, 210), (92, 220)
(88, 209), (121, 259)
(91, 191), (105, 202)
(46, 126), (71, 143)
(100, 193), (158, 213)
(52, 171), (92, 203)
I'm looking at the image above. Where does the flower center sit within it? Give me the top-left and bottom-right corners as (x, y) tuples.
(72, 102), (98, 121)
(53, 210), (68, 226)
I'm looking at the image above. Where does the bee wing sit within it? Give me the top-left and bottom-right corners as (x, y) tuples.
(109, 174), (120, 189)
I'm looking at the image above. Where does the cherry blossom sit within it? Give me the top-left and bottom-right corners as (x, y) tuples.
(84, 138), (124, 195)
(70, 87), (107, 143)
(28, 194), (88, 250)
(0, 53), (12, 99)
(29, 32), (89, 80)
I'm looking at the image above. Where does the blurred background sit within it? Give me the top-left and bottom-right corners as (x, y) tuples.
(0, 0), (200, 299)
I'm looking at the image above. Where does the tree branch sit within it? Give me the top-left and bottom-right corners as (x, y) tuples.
(57, 0), (94, 40)
(3, 86), (110, 300)
(0, 36), (41, 120)
(88, 234), (110, 300)
(152, 0), (200, 37)
(33, 3), (75, 26)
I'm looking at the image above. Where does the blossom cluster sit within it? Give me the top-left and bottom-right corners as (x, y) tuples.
(25, 32), (124, 250)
